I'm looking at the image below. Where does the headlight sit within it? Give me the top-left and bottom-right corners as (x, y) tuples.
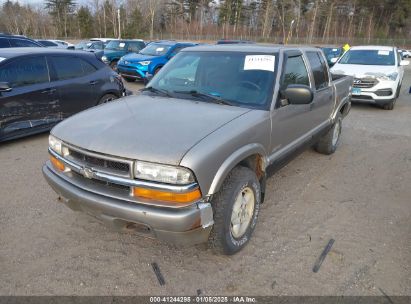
(101, 56), (108, 62)
(378, 72), (398, 81)
(139, 61), (151, 66)
(134, 161), (195, 185)
(49, 135), (62, 155)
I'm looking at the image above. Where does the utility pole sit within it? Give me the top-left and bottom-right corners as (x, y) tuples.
(117, 8), (121, 39)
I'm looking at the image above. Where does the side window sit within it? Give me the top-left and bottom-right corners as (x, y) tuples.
(81, 59), (98, 75)
(0, 38), (11, 48)
(169, 46), (185, 57)
(50, 56), (85, 80)
(281, 55), (310, 89)
(0, 56), (49, 88)
(93, 42), (103, 50)
(10, 39), (40, 47)
(306, 52), (329, 90)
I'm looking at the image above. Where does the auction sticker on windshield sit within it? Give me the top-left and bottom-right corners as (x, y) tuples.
(378, 50), (390, 56)
(244, 55), (275, 72)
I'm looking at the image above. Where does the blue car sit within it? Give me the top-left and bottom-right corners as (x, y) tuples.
(117, 41), (197, 82)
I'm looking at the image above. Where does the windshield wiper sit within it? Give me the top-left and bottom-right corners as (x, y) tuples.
(141, 86), (171, 97)
(173, 90), (234, 106)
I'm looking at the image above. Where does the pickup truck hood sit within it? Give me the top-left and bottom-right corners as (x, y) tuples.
(52, 95), (251, 165)
(331, 64), (397, 78)
(122, 53), (156, 63)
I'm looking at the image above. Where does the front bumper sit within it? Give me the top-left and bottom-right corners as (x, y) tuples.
(43, 163), (213, 245)
(118, 64), (148, 79)
(351, 80), (398, 105)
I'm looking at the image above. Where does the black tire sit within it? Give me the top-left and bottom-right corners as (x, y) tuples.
(314, 112), (342, 155)
(208, 166), (261, 255)
(98, 93), (117, 105)
(382, 100), (395, 110)
(154, 67), (162, 75)
(122, 76), (135, 83)
(110, 60), (118, 71)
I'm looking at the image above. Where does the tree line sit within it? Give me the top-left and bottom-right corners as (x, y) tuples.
(0, 0), (410, 45)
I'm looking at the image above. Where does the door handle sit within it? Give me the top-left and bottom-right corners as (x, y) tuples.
(89, 80), (98, 85)
(41, 88), (56, 94)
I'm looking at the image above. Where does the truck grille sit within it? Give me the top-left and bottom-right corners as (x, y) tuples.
(67, 148), (131, 177)
(353, 78), (378, 88)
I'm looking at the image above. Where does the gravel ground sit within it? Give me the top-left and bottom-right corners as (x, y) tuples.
(0, 66), (410, 296)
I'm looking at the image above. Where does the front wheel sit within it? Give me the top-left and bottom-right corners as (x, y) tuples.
(208, 166), (261, 255)
(314, 112), (342, 155)
(98, 93), (117, 105)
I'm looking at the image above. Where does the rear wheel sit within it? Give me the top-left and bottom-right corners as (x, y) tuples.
(98, 93), (117, 105)
(208, 166), (261, 255)
(314, 112), (342, 155)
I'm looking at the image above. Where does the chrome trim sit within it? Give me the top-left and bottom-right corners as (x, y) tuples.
(49, 148), (199, 193)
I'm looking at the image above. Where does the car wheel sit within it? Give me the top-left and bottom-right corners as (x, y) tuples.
(110, 60), (118, 71)
(382, 99), (396, 110)
(98, 93), (117, 105)
(122, 76), (135, 83)
(208, 166), (261, 255)
(314, 112), (342, 155)
(154, 67), (162, 75)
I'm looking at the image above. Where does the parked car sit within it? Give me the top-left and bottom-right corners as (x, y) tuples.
(0, 34), (43, 48)
(117, 41), (198, 82)
(0, 48), (126, 142)
(101, 39), (146, 70)
(331, 45), (409, 110)
(321, 46), (343, 66)
(402, 50), (411, 58)
(75, 40), (104, 51)
(52, 40), (75, 48)
(37, 39), (74, 49)
(43, 44), (353, 254)
(90, 38), (115, 47)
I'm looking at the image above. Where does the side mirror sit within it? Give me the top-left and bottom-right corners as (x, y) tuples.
(400, 60), (410, 66)
(283, 85), (313, 105)
(0, 82), (12, 92)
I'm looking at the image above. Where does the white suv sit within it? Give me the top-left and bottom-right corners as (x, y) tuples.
(331, 46), (409, 110)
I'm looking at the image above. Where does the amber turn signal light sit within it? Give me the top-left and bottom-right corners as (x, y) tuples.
(50, 155), (65, 171)
(132, 187), (201, 204)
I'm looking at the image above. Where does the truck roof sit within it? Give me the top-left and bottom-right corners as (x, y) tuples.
(183, 44), (321, 53)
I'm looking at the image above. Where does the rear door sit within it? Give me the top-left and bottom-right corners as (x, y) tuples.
(305, 51), (334, 128)
(48, 55), (99, 117)
(0, 56), (58, 140)
(270, 50), (314, 153)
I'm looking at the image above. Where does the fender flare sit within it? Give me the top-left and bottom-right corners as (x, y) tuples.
(207, 143), (268, 196)
(331, 95), (351, 120)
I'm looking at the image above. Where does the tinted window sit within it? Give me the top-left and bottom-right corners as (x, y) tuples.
(50, 56), (94, 80)
(0, 38), (11, 48)
(0, 56), (49, 88)
(81, 59), (98, 75)
(140, 44), (172, 56)
(10, 39), (40, 47)
(281, 55), (310, 89)
(306, 52), (329, 90)
(38, 40), (58, 47)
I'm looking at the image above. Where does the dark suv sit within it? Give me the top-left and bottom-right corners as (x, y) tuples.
(0, 48), (126, 141)
(0, 34), (43, 48)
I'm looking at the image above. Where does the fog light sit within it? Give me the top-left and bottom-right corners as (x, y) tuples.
(132, 187), (201, 204)
(50, 156), (65, 171)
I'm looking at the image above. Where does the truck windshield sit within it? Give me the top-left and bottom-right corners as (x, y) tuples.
(339, 49), (395, 65)
(147, 51), (278, 110)
(139, 44), (171, 56)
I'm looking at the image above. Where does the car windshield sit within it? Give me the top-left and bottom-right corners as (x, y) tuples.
(147, 51), (278, 110)
(139, 44), (171, 56)
(75, 41), (92, 49)
(322, 47), (342, 58)
(105, 40), (125, 50)
(339, 49), (395, 65)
